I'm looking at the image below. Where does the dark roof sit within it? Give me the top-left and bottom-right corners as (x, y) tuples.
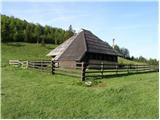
(47, 29), (118, 61)
(58, 31), (87, 61)
(46, 35), (77, 59)
(84, 29), (117, 55)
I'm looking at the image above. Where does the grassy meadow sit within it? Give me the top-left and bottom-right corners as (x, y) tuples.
(118, 57), (145, 65)
(1, 43), (159, 118)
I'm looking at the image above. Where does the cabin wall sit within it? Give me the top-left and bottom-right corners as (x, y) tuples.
(58, 61), (77, 68)
(83, 52), (118, 63)
(88, 59), (117, 64)
(53, 52), (118, 69)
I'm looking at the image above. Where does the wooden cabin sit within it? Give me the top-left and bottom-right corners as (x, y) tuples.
(47, 29), (118, 68)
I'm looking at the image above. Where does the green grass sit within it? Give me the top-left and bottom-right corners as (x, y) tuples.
(118, 57), (145, 65)
(1, 43), (56, 66)
(2, 42), (144, 65)
(1, 43), (159, 118)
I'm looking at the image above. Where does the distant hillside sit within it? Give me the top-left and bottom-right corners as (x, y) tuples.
(2, 43), (145, 66)
(2, 43), (55, 66)
(118, 57), (146, 65)
(1, 15), (74, 44)
(2, 42), (159, 118)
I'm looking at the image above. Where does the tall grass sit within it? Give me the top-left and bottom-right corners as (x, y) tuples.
(1, 43), (159, 118)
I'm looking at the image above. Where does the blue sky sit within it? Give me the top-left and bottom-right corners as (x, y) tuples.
(1, 0), (158, 59)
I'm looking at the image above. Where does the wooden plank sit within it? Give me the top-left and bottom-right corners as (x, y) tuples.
(9, 60), (20, 65)
(85, 70), (101, 73)
(54, 71), (81, 77)
(85, 74), (102, 78)
(55, 68), (81, 74)
(81, 62), (86, 81)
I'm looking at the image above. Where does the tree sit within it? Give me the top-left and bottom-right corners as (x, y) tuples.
(138, 56), (147, 63)
(44, 25), (50, 34)
(68, 25), (73, 32)
(67, 25), (75, 38)
(1, 15), (10, 42)
(9, 17), (16, 41)
(44, 25), (51, 43)
(114, 45), (121, 52)
(13, 31), (19, 42)
(1, 14), (75, 44)
(130, 56), (135, 60)
(34, 24), (41, 44)
(24, 24), (31, 42)
(40, 35), (45, 46)
(54, 29), (64, 45)
(148, 58), (159, 65)
(120, 48), (130, 59)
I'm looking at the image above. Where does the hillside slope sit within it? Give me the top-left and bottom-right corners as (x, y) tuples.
(118, 57), (145, 65)
(2, 43), (144, 65)
(2, 43), (56, 65)
(1, 43), (159, 118)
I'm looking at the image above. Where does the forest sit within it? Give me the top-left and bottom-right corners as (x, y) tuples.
(1, 14), (74, 44)
(1, 14), (158, 65)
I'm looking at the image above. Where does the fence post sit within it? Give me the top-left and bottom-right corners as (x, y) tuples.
(116, 64), (118, 75)
(156, 65), (159, 72)
(81, 62), (86, 81)
(26, 61), (28, 68)
(33, 61), (35, 68)
(52, 61), (55, 74)
(130, 64), (132, 73)
(127, 65), (129, 74)
(101, 61), (104, 78)
(41, 60), (42, 72)
(129, 64), (131, 73)
(150, 65), (152, 71)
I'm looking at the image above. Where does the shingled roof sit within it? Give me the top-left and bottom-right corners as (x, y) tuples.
(47, 29), (117, 61)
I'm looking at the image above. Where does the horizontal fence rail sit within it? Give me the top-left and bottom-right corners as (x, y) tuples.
(9, 59), (52, 72)
(51, 62), (159, 81)
(9, 60), (159, 81)
(28, 60), (51, 72)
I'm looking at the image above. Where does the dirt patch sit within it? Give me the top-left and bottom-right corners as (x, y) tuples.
(92, 82), (107, 88)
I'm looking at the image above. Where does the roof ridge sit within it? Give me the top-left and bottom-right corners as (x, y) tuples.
(77, 30), (88, 61)
(58, 30), (87, 61)
(82, 30), (88, 52)
(54, 34), (78, 60)
(46, 34), (77, 57)
(83, 29), (117, 55)
(47, 29), (118, 61)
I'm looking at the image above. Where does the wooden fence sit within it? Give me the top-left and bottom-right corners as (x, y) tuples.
(52, 62), (82, 78)
(28, 60), (51, 72)
(9, 60), (51, 72)
(52, 62), (159, 81)
(9, 60), (21, 66)
(9, 60), (159, 81)
(84, 63), (158, 80)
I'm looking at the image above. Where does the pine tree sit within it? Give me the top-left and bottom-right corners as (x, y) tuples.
(68, 25), (73, 32)
(1, 15), (75, 44)
(24, 24), (30, 42)
(34, 24), (41, 44)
